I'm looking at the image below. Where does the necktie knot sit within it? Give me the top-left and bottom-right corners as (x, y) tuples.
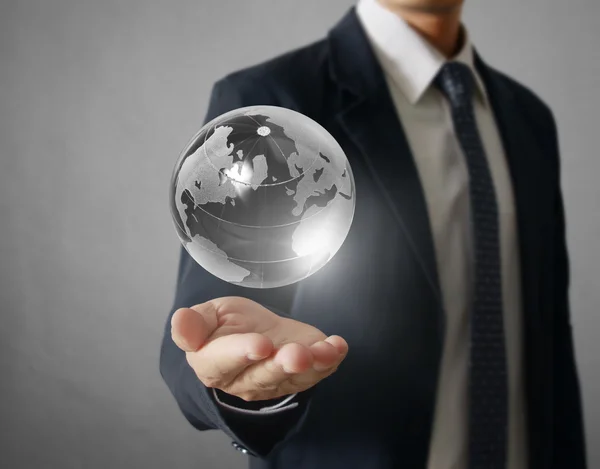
(434, 62), (475, 108)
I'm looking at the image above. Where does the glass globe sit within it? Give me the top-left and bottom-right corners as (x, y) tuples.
(169, 105), (356, 289)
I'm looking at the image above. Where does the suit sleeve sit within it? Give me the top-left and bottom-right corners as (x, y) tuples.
(159, 78), (314, 458)
(546, 112), (587, 469)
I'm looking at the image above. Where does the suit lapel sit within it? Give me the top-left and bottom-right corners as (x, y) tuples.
(337, 91), (443, 306)
(475, 56), (543, 328)
(328, 9), (444, 316)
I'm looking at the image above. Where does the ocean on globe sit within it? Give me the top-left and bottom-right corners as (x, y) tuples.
(169, 105), (356, 289)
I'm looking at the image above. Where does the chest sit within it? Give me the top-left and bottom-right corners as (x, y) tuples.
(290, 91), (556, 338)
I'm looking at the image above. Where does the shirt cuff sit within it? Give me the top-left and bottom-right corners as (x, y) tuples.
(212, 388), (299, 415)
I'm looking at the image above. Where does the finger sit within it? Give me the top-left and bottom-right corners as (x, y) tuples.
(186, 332), (274, 387)
(229, 342), (313, 395)
(324, 335), (349, 357)
(309, 340), (341, 372)
(170, 302), (219, 352)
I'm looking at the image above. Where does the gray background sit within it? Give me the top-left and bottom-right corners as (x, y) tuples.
(0, 0), (598, 467)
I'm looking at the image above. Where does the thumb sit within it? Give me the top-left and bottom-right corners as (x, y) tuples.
(171, 302), (219, 352)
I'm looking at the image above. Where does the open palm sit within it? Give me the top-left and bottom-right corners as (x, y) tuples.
(171, 296), (348, 401)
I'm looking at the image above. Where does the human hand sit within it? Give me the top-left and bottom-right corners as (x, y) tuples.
(171, 296), (348, 402)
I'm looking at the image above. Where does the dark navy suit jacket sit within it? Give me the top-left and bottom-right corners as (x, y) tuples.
(160, 8), (587, 469)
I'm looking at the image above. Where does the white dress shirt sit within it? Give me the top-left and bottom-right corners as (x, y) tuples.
(356, 1), (528, 468)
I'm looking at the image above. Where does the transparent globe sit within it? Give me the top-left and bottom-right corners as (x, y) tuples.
(169, 105), (356, 289)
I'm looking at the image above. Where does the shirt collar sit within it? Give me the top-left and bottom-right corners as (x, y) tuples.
(356, 0), (488, 105)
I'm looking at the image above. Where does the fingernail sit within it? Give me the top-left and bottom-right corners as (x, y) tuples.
(247, 353), (266, 361)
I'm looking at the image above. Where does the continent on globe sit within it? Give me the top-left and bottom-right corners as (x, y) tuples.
(169, 105), (356, 289)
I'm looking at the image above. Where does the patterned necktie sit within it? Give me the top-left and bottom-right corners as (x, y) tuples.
(435, 62), (508, 469)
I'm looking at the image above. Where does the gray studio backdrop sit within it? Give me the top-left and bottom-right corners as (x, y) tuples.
(0, 0), (598, 468)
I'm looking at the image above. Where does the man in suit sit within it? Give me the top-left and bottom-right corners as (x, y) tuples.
(160, 0), (587, 468)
